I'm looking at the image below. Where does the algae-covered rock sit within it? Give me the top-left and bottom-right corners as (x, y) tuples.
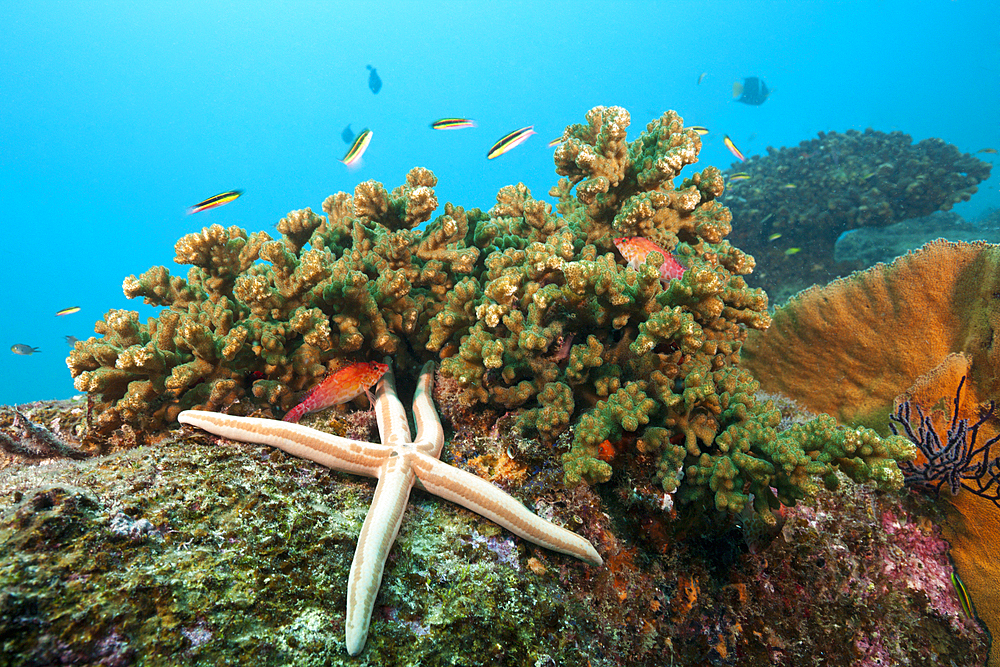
(0, 412), (606, 666)
(0, 400), (985, 666)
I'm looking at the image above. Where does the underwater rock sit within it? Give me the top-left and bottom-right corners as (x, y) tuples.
(834, 210), (1000, 267)
(0, 398), (986, 666)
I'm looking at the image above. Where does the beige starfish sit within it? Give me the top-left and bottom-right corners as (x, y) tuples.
(178, 360), (602, 655)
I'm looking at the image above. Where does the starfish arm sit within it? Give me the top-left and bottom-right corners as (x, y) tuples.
(375, 360), (412, 446)
(177, 411), (391, 478)
(346, 456), (416, 655)
(411, 453), (603, 567)
(412, 361), (445, 457)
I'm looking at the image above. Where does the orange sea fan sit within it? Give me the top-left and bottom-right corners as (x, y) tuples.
(741, 239), (1000, 431)
(891, 357), (1000, 667)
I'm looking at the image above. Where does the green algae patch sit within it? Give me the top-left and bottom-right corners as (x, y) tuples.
(0, 434), (353, 665)
(0, 430), (603, 666)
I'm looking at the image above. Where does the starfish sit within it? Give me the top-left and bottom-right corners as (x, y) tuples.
(178, 360), (602, 655)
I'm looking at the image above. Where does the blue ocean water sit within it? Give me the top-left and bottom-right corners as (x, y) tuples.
(1, 0), (996, 406)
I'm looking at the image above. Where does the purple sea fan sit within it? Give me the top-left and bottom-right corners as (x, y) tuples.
(889, 375), (1000, 506)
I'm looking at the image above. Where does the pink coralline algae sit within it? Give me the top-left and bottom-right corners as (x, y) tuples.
(721, 478), (987, 665)
(879, 509), (967, 623)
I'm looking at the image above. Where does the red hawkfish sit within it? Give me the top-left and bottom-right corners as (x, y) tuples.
(283, 361), (389, 423)
(613, 236), (686, 285)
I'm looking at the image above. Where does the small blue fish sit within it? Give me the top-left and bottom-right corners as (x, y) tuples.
(367, 65), (382, 94)
(11, 344), (40, 355)
(342, 124), (355, 144)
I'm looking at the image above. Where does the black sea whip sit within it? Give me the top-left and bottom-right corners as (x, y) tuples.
(889, 375), (1000, 507)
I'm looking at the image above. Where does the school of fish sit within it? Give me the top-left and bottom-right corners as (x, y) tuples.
(13, 69), (836, 361)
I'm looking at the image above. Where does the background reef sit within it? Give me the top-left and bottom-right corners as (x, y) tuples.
(723, 129), (992, 303)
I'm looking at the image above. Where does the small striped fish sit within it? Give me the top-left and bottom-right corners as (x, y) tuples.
(341, 129), (373, 167)
(187, 190), (243, 214)
(951, 570), (975, 619)
(723, 134), (745, 162)
(431, 118), (476, 130)
(487, 126), (535, 159)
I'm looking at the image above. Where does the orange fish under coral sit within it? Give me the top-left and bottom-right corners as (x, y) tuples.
(597, 439), (616, 462)
(283, 361), (389, 423)
(613, 236), (686, 285)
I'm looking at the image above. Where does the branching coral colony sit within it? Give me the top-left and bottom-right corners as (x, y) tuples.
(68, 106), (915, 524)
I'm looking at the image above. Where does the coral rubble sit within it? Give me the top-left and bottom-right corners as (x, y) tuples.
(723, 129), (992, 302)
(0, 400), (89, 471)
